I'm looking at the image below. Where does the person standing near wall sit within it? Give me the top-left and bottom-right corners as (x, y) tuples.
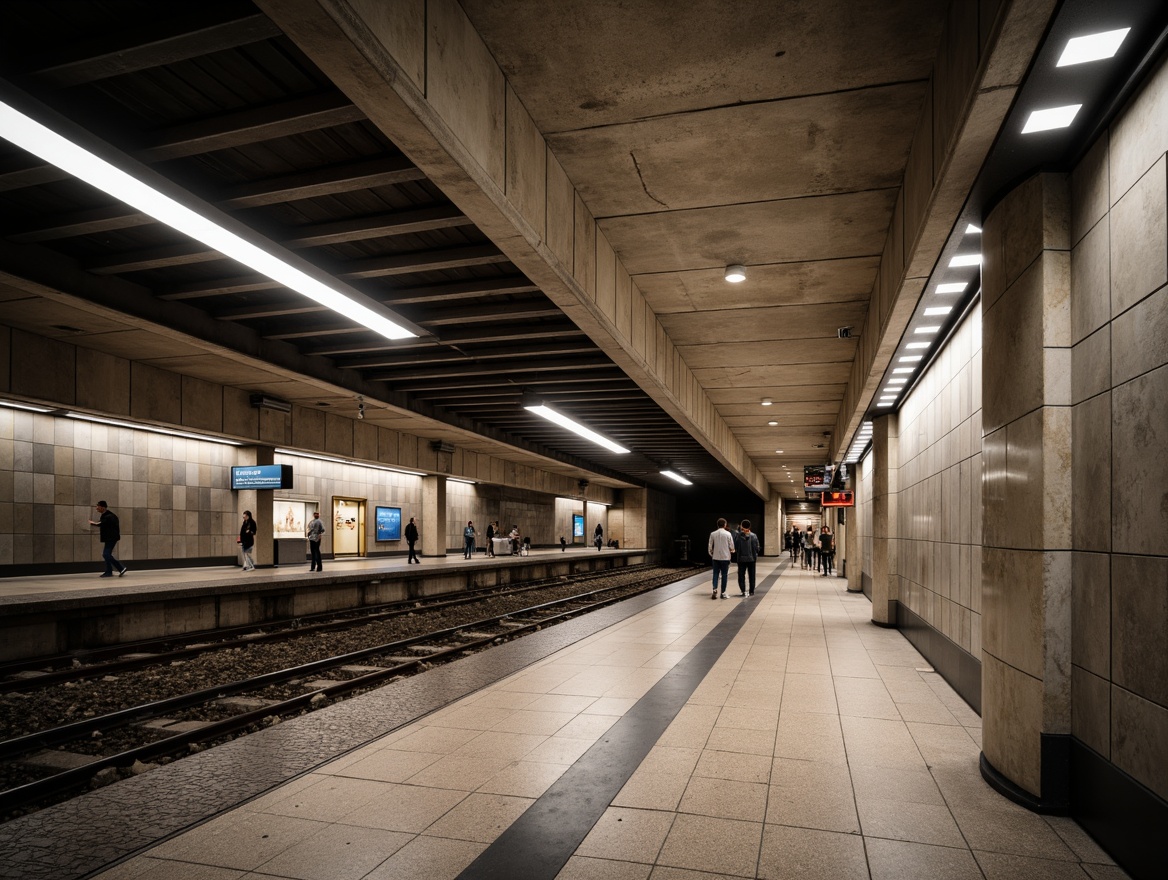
(306, 511), (324, 571)
(804, 525), (816, 571)
(239, 510), (257, 571)
(485, 521), (495, 557)
(735, 519), (760, 596)
(463, 521), (476, 558)
(88, 501), (126, 578)
(405, 516), (419, 563)
(708, 517), (734, 600)
(594, 522), (603, 551)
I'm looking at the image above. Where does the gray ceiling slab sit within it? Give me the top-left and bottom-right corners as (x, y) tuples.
(693, 362), (853, 389)
(659, 301), (870, 346)
(599, 188), (897, 275)
(548, 83), (928, 217)
(678, 339), (857, 369)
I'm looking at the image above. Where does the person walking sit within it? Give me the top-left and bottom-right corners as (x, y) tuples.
(306, 511), (325, 571)
(708, 517), (734, 600)
(790, 526), (802, 561)
(594, 522), (604, 551)
(405, 516), (420, 563)
(239, 510), (257, 571)
(820, 526), (835, 576)
(735, 519), (760, 596)
(803, 525), (816, 571)
(88, 501), (126, 577)
(560, 535), (567, 552)
(463, 521), (476, 558)
(485, 521), (495, 557)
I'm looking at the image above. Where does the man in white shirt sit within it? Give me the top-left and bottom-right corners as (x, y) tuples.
(708, 518), (734, 600)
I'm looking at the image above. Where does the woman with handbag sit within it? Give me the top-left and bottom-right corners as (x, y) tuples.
(239, 510), (258, 571)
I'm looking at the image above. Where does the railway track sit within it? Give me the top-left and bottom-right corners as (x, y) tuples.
(0, 565), (697, 818)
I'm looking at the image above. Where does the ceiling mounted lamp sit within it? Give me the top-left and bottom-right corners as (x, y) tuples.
(761, 398), (773, 407)
(725, 264), (747, 283)
(522, 393), (629, 454)
(0, 90), (419, 342)
(660, 469), (693, 486)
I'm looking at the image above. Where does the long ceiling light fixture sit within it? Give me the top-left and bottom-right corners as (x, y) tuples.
(660, 469), (693, 486)
(523, 396), (629, 454)
(0, 91), (418, 342)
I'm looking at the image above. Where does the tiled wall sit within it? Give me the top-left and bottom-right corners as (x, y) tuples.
(896, 305), (983, 657)
(0, 408), (238, 566)
(857, 453), (873, 592)
(1069, 52), (1168, 802)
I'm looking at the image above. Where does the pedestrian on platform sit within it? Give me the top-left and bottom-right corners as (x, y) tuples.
(594, 522), (604, 551)
(735, 519), (760, 596)
(485, 521), (495, 557)
(790, 526), (802, 561)
(708, 517), (734, 600)
(820, 526), (835, 576)
(88, 501), (126, 578)
(804, 525), (816, 570)
(306, 511), (324, 571)
(560, 535), (567, 552)
(405, 516), (420, 563)
(239, 510), (257, 571)
(463, 521), (476, 558)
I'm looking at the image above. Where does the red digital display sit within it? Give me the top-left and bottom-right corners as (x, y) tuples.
(820, 490), (854, 508)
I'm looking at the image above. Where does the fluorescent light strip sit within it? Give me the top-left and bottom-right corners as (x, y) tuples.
(0, 399), (54, 413)
(66, 413), (241, 445)
(447, 478), (476, 485)
(0, 100), (416, 342)
(1057, 28), (1130, 67)
(906, 342), (930, 349)
(924, 306), (951, 316)
(1022, 104), (1082, 134)
(915, 326), (941, 334)
(525, 404), (630, 454)
(949, 254), (982, 267)
(660, 469), (693, 486)
(892, 367), (914, 374)
(276, 448), (426, 476)
(936, 283), (967, 294)
(899, 355), (923, 363)
(965, 224), (982, 234)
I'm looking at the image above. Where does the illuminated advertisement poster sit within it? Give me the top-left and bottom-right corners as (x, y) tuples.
(804, 464), (833, 492)
(231, 464), (293, 490)
(375, 506), (402, 541)
(573, 514), (584, 538)
(274, 501), (314, 538)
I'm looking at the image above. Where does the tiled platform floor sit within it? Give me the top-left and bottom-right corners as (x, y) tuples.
(91, 561), (1126, 880)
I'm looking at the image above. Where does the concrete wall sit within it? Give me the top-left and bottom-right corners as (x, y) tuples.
(896, 305), (983, 658)
(857, 455), (873, 594)
(1068, 52), (1168, 805)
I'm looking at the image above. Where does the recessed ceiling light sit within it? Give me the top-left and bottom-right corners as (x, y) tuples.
(725, 264), (747, 283)
(775, 449), (784, 454)
(768, 421), (778, 426)
(0, 99), (417, 342)
(893, 367), (914, 374)
(899, 355), (923, 363)
(1022, 104), (1083, 134)
(880, 396), (897, 402)
(1057, 27), (1130, 67)
(965, 224), (982, 234)
(906, 342), (930, 350)
(876, 401), (894, 407)
(949, 254), (982, 267)
(887, 378), (908, 385)
(924, 306), (951, 316)
(935, 282), (966, 294)
(761, 398), (773, 406)
(915, 326), (941, 334)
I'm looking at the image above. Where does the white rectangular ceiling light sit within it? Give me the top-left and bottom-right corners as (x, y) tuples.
(660, 469), (693, 485)
(1022, 104), (1083, 134)
(915, 326), (941, 334)
(949, 254), (982, 267)
(892, 367), (914, 374)
(935, 282), (967, 294)
(0, 99), (417, 342)
(906, 342), (930, 349)
(524, 404), (630, 454)
(899, 355), (923, 363)
(965, 224), (982, 234)
(924, 306), (952, 316)
(1057, 28), (1130, 66)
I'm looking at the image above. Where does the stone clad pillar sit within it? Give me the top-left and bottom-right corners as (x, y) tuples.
(236, 446), (275, 567)
(846, 474), (862, 592)
(870, 415), (899, 624)
(421, 475), (446, 558)
(621, 488), (647, 549)
(980, 172), (1072, 808)
(763, 490), (782, 556)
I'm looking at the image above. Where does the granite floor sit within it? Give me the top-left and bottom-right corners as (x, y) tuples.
(89, 560), (1126, 880)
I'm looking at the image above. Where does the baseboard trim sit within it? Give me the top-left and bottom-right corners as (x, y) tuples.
(896, 602), (981, 714)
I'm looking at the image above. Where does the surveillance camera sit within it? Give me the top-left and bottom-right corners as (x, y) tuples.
(357, 403), (365, 420)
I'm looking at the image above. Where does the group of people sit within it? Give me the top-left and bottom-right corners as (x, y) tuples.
(784, 524), (836, 576)
(707, 518), (760, 599)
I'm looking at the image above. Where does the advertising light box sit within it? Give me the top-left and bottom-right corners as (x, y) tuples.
(230, 464), (293, 490)
(375, 506), (402, 541)
(820, 490), (855, 508)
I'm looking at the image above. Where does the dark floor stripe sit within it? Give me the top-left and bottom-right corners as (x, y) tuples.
(457, 561), (787, 880)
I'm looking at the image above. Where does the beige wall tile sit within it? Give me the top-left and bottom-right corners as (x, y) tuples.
(982, 260), (1044, 433)
(1004, 410), (1043, 550)
(1110, 685), (1168, 800)
(1070, 216), (1111, 344)
(1109, 155), (1167, 316)
(425, 0), (505, 187)
(1070, 134), (1108, 246)
(1108, 52), (1168, 203)
(1111, 366), (1168, 555)
(1070, 326), (1109, 406)
(1072, 392), (1110, 551)
(982, 652), (1043, 797)
(1071, 665), (1109, 757)
(1111, 554), (1168, 707)
(1111, 284), (1168, 387)
(982, 547), (1043, 679)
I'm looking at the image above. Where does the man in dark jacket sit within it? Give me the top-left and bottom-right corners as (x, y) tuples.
(734, 519), (760, 596)
(405, 517), (420, 563)
(88, 501), (126, 577)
